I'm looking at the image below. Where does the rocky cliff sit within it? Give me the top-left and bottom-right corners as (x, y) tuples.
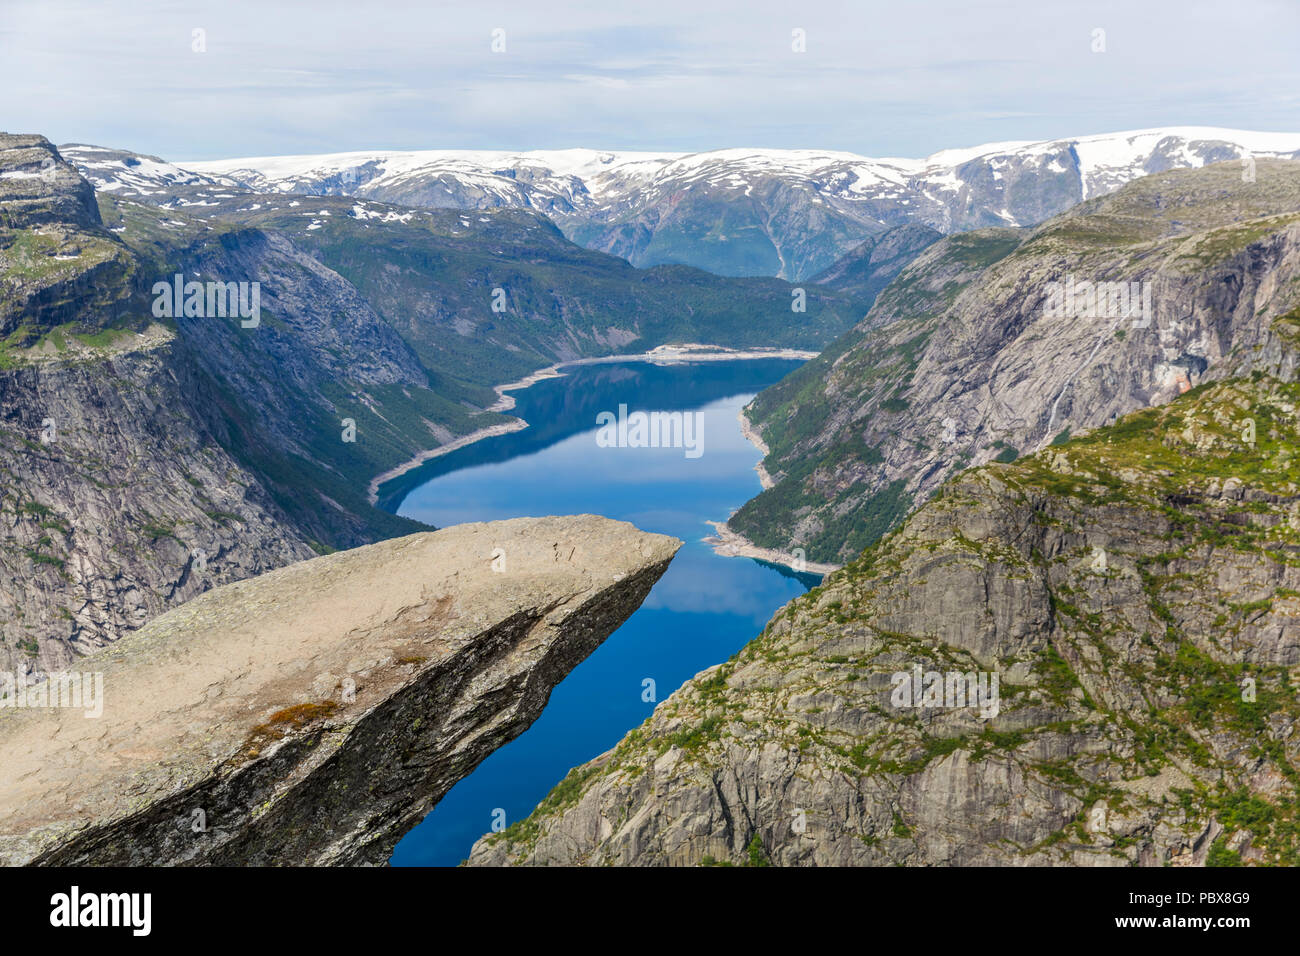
(468, 362), (1300, 867)
(0, 133), (145, 342)
(0, 136), (326, 675)
(0, 332), (316, 676)
(0, 136), (442, 675)
(732, 160), (1300, 564)
(0, 516), (680, 866)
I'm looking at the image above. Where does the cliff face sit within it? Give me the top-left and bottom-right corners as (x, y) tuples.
(0, 134), (144, 341)
(732, 160), (1300, 564)
(0, 137), (443, 674)
(0, 334), (315, 675)
(107, 199), (452, 549)
(0, 516), (680, 866)
(0, 137), (322, 674)
(468, 365), (1300, 867)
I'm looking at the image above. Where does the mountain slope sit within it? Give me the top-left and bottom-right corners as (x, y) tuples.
(468, 352), (1300, 867)
(214, 196), (867, 392)
(57, 143), (245, 205)
(809, 223), (944, 303)
(731, 159), (1300, 565)
(0, 135), (319, 673)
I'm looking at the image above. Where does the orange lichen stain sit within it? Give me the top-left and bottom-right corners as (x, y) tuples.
(264, 702), (338, 729)
(235, 701), (340, 763)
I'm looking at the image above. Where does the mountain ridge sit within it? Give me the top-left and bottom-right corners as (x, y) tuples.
(65, 127), (1300, 280)
(467, 312), (1300, 869)
(730, 158), (1300, 565)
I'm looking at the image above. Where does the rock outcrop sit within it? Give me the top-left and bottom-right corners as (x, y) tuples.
(0, 134), (143, 341)
(0, 515), (680, 865)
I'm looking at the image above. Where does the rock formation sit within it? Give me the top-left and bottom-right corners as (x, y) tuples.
(732, 160), (1300, 564)
(0, 516), (680, 865)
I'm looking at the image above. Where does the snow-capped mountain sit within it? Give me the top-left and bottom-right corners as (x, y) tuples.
(65, 129), (1300, 279)
(59, 144), (246, 205)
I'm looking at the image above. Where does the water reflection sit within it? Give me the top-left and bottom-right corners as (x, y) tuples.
(387, 359), (817, 866)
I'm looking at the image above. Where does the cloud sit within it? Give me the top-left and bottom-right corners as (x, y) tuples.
(2, 0), (1296, 159)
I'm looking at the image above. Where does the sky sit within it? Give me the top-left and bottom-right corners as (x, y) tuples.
(2, 0), (1298, 161)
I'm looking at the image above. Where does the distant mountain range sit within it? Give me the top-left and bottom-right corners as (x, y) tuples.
(64, 128), (1300, 280)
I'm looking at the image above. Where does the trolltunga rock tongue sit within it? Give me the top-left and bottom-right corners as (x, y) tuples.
(0, 515), (680, 865)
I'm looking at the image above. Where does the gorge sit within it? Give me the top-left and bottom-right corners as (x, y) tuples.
(4, 127), (1300, 869)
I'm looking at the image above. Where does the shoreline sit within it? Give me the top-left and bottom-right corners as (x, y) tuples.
(702, 521), (840, 577)
(489, 344), (818, 413)
(702, 406), (842, 576)
(365, 419), (528, 505)
(371, 343), (816, 508)
(736, 406), (775, 490)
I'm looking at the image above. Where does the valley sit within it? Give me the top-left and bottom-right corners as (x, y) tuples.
(4, 124), (1300, 871)
(384, 358), (816, 865)
(0, 132), (859, 674)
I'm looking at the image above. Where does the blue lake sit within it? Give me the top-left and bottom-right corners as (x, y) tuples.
(385, 358), (816, 866)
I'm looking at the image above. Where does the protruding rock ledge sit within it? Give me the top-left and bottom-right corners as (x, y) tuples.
(0, 515), (680, 866)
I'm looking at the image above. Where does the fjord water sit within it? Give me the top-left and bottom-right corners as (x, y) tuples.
(386, 358), (817, 865)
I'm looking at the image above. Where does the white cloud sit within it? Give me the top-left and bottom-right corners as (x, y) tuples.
(2, 0), (1296, 159)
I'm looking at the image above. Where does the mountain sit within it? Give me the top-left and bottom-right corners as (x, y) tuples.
(195, 194), (868, 394)
(808, 223), (944, 302)
(69, 127), (1300, 280)
(1, 132), (866, 675)
(0, 133), (434, 675)
(56, 144), (244, 205)
(467, 313), (1300, 868)
(730, 159), (1300, 565)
